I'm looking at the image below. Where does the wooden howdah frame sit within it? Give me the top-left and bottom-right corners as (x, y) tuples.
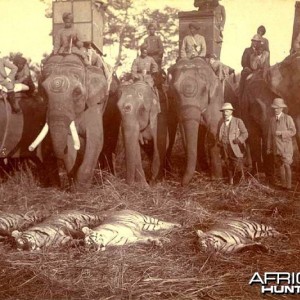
(52, 0), (105, 54)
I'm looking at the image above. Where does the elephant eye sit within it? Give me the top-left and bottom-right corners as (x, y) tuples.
(73, 87), (82, 98)
(123, 103), (132, 113)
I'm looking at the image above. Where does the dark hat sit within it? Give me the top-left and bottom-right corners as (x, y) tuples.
(189, 22), (200, 30)
(62, 12), (73, 22)
(13, 55), (26, 66)
(140, 44), (148, 51)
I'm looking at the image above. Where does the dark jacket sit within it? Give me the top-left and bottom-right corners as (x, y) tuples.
(241, 47), (255, 69)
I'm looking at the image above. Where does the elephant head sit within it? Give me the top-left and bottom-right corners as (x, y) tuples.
(170, 57), (224, 185)
(117, 82), (162, 185)
(35, 54), (108, 188)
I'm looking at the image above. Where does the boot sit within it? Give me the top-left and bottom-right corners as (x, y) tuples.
(7, 92), (21, 114)
(279, 164), (286, 189)
(284, 164), (292, 190)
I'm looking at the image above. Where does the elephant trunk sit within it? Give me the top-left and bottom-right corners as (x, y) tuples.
(48, 116), (71, 160)
(122, 121), (140, 185)
(182, 119), (199, 186)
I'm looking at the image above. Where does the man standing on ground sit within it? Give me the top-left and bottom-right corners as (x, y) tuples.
(218, 102), (248, 185)
(267, 98), (296, 190)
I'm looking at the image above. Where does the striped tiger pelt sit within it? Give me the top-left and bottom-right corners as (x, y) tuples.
(197, 219), (280, 254)
(0, 211), (45, 237)
(82, 210), (181, 251)
(12, 210), (105, 251)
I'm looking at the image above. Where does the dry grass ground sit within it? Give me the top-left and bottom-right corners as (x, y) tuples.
(0, 149), (299, 300)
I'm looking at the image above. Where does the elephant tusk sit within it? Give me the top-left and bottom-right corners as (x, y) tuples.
(70, 121), (80, 150)
(28, 123), (49, 151)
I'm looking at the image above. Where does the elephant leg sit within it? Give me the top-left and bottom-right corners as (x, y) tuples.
(179, 122), (187, 154)
(262, 133), (275, 181)
(76, 133), (103, 188)
(165, 108), (178, 172)
(150, 124), (161, 183)
(135, 143), (148, 185)
(182, 120), (199, 186)
(197, 125), (209, 172)
(75, 113), (104, 189)
(206, 130), (222, 179)
(123, 124), (140, 185)
(247, 129), (263, 175)
(156, 111), (168, 179)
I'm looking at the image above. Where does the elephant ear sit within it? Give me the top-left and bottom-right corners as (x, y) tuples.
(86, 67), (108, 107)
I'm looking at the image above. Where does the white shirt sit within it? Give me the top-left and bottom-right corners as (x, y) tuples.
(276, 112), (282, 121)
(224, 115), (232, 126)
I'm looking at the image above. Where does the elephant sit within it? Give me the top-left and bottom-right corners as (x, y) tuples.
(117, 81), (167, 185)
(169, 57), (224, 186)
(39, 54), (108, 189)
(233, 53), (300, 179)
(266, 52), (300, 153)
(239, 70), (278, 178)
(0, 93), (59, 186)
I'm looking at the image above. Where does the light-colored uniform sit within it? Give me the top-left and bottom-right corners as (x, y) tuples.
(131, 56), (158, 87)
(53, 27), (82, 55)
(0, 58), (17, 92)
(180, 34), (206, 59)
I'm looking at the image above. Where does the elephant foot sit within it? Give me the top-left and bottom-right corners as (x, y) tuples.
(182, 173), (194, 186)
(134, 181), (149, 188)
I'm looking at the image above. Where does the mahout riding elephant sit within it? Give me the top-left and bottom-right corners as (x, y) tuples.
(117, 81), (167, 185)
(266, 52), (300, 153)
(40, 54), (108, 189)
(169, 57), (224, 186)
(0, 93), (59, 186)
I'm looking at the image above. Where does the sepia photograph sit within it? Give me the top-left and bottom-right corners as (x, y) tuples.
(0, 0), (299, 299)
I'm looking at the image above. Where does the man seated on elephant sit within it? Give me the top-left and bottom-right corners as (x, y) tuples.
(0, 54), (20, 113)
(267, 98), (296, 190)
(207, 53), (235, 82)
(53, 12), (83, 55)
(239, 34), (264, 97)
(249, 43), (270, 74)
(218, 102), (248, 185)
(131, 44), (159, 88)
(143, 22), (164, 69)
(180, 23), (207, 59)
(13, 55), (35, 95)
